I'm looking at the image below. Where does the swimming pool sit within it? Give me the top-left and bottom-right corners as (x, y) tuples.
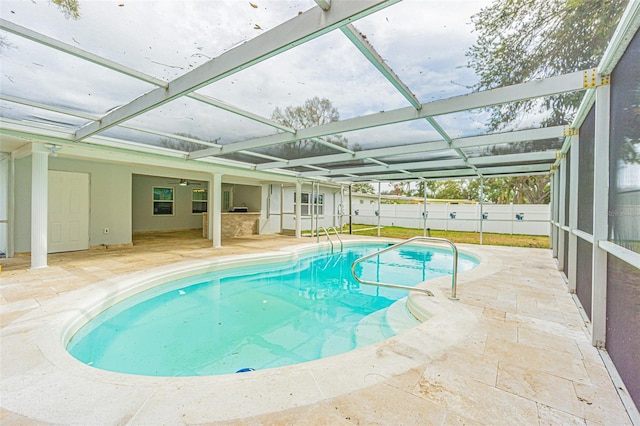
(67, 242), (478, 376)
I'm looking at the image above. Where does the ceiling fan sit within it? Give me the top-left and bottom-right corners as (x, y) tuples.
(166, 178), (203, 186)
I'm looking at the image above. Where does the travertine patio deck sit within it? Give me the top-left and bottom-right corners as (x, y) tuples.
(0, 231), (632, 425)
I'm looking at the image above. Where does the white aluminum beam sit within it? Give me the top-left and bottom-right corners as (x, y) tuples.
(0, 22), (297, 136)
(300, 158), (465, 177)
(1, 93), (292, 157)
(311, 137), (355, 154)
(119, 124), (223, 149)
(340, 23), (421, 109)
(301, 151), (554, 178)
(0, 19), (167, 88)
(416, 171), (549, 182)
(189, 93), (296, 134)
(568, 135), (580, 293)
(190, 71), (586, 159)
(591, 82), (610, 348)
(237, 150), (286, 162)
(476, 163), (551, 175)
(556, 1), (640, 165)
(0, 94), (96, 121)
(469, 150), (556, 166)
(255, 125), (565, 170)
(73, 0), (400, 141)
(366, 158), (389, 167)
(314, 0), (332, 11)
(338, 22), (477, 177)
(0, 77), (296, 147)
(557, 156), (568, 273)
(597, 1), (640, 75)
(347, 163), (550, 182)
(302, 164), (331, 172)
(1, 94), (225, 149)
(0, 118), (75, 143)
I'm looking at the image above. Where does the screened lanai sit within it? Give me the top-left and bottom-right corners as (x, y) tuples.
(0, 0), (639, 420)
(0, 0), (612, 181)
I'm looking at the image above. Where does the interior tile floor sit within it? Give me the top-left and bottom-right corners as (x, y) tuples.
(0, 230), (633, 425)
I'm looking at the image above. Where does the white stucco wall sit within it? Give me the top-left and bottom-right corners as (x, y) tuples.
(228, 184), (261, 212)
(14, 156), (133, 252)
(51, 157), (132, 247)
(278, 184), (343, 232)
(131, 174), (204, 233)
(14, 156), (31, 253)
(13, 153), (284, 253)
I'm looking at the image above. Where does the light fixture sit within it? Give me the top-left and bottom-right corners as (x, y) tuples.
(179, 179), (188, 186)
(45, 144), (60, 157)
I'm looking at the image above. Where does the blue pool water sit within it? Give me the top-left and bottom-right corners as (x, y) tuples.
(67, 243), (478, 376)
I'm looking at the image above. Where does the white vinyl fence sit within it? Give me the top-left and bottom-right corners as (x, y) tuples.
(350, 203), (550, 236)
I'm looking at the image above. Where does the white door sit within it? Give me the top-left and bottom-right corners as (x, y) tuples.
(48, 171), (90, 253)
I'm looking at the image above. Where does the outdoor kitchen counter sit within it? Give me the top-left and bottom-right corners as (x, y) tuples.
(203, 212), (260, 238)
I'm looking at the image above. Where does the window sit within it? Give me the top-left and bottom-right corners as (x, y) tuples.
(223, 190), (231, 211)
(192, 188), (208, 214)
(295, 192), (324, 215)
(153, 187), (174, 215)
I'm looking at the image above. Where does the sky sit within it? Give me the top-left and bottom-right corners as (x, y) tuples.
(0, 0), (496, 150)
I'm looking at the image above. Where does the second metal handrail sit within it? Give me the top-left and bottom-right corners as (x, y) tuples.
(319, 226), (344, 253)
(350, 236), (460, 299)
(319, 227), (334, 253)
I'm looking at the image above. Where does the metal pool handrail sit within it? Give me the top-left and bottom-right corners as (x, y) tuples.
(329, 226), (344, 252)
(319, 227), (334, 253)
(350, 237), (460, 299)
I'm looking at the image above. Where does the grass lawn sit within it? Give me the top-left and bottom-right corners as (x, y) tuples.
(345, 224), (550, 249)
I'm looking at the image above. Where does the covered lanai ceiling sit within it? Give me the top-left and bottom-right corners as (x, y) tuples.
(0, 0), (621, 183)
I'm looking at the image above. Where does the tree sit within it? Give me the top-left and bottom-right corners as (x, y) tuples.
(52, 0), (80, 19)
(415, 177), (551, 204)
(158, 133), (220, 152)
(384, 181), (412, 196)
(482, 176), (550, 204)
(423, 180), (471, 200)
(351, 183), (375, 194)
(1, 1), (80, 50)
(467, 0), (628, 130)
(270, 97), (357, 158)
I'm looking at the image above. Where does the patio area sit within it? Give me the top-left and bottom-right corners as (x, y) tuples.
(0, 232), (632, 424)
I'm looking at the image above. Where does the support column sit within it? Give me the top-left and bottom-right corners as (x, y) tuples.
(591, 81), (610, 348)
(480, 177), (484, 245)
(295, 181), (302, 238)
(377, 182), (381, 237)
(422, 181), (427, 237)
(279, 184), (284, 234)
(212, 173), (222, 248)
(348, 185), (352, 235)
(551, 172), (559, 258)
(312, 182), (318, 242)
(568, 136), (580, 293)
(31, 144), (49, 269)
(339, 184), (344, 231)
(557, 161), (567, 271)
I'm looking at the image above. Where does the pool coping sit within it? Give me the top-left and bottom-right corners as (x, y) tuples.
(1, 239), (497, 424)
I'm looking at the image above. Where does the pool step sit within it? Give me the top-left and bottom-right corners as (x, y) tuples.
(385, 297), (421, 333)
(354, 298), (419, 348)
(319, 299), (420, 358)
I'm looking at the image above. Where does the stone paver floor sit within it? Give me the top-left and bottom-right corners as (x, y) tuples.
(0, 231), (632, 425)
